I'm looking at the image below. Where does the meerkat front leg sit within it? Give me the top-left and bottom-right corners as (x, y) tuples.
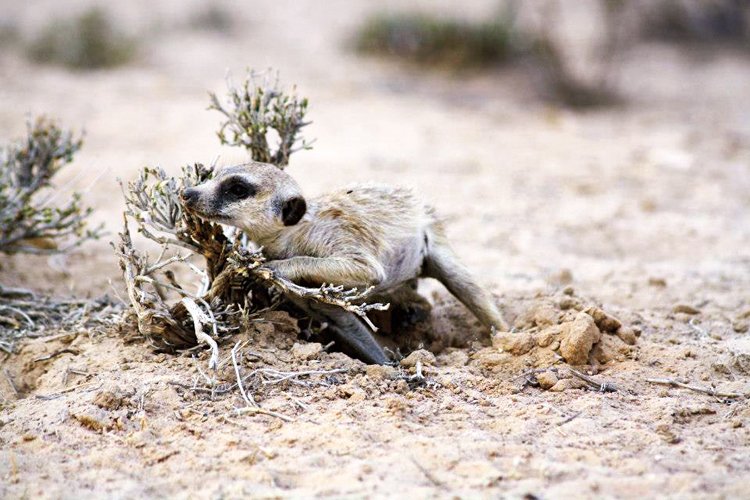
(423, 245), (509, 332)
(263, 255), (384, 290)
(286, 296), (389, 364)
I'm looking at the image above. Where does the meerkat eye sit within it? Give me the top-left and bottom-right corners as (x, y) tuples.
(223, 178), (256, 200)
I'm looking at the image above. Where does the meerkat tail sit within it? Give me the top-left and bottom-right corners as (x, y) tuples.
(423, 245), (509, 332)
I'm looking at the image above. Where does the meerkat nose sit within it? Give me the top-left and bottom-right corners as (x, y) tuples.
(180, 187), (199, 206)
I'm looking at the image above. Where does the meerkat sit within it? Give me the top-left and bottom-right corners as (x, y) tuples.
(181, 161), (508, 364)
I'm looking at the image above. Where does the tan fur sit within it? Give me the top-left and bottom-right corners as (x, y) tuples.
(181, 161), (508, 362)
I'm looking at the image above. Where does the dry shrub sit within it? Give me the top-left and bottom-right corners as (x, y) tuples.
(188, 5), (236, 34)
(352, 3), (623, 108)
(115, 71), (386, 364)
(354, 11), (519, 69)
(0, 118), (114, 353)
(0, 118), (100, 255)
(641, 0), (750, 44)
(26, 7), (136, 70)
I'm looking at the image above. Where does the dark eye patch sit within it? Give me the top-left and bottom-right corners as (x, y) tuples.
(221, 177), (256, 201)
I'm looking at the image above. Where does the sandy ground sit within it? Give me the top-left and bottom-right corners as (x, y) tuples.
(1, 1), (750, 498)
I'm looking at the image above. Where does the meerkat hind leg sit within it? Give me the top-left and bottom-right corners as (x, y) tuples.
(369, 280), (432, 333)
(422, 245), (509, 331)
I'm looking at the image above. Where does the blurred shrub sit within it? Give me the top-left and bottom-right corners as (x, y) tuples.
(354, 12), (519, 68)
(642, 0), (750, 43)
(353, 8), (620, 108)
(26, 7), (136, 70)
(529, 37), (620, 109)
(0, 20), (19, 46)
(188, 5), (235, 34)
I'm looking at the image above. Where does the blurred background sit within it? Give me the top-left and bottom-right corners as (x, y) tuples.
(0, 0), (749, 312)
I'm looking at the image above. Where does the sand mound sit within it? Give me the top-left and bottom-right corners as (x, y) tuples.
(470, 287), (638, 390)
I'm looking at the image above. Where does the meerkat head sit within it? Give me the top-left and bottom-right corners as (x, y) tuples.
(180, 162), (307, 240)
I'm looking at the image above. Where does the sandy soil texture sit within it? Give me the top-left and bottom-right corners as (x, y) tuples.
(1, 1), (750, 498)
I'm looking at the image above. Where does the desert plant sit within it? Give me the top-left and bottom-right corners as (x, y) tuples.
(352, 5), (623, 108)
(26, 7), (136, 70)
(188, 5), (235, 34)
(0, 118), (113, 353)
(641, 0), (750, 43)
(209, 70), (313, 167)
(116, 71), (386, 369)
(0, 118), (101, 254)
(354, 11), (519, 69)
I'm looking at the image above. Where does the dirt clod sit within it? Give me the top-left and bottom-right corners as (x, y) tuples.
(365, 364), (397, 380)
(536, 371), (558, 390)
(559, 312), (601, 365)
(93, 387), (129, 410)
(72, 410), (108, 432)
(732, 320), (749, 334)
(615, 326), (638, 346)
(585, 307), (622, 333)
(400, 349), (436, 368)
(673, 304), (700, 315)
(493, 331), (535, 355)
(291, 342), (323, 361)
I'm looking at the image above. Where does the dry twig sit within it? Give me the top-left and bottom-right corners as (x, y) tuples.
(646, 377), (744, 399)
(231, 340), (257, 407)
(568, 368), (618, 393)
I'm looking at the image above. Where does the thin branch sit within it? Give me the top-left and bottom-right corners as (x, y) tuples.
(646, 378), (744, 399)
(181, 297), (219, 370)
(231, 340), (257, 407)
(568, 368), (618, 393)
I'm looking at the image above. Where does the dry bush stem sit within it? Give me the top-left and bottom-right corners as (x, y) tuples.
(181, 297), (219, 370)
(231, 340), (257, 407)
(568, 368), (618, 393)
(646, 377), (744, 399)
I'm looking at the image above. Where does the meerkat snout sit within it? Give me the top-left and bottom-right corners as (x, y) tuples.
(180, 187), (200, 206)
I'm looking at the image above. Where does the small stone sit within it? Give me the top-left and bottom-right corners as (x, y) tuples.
(400, 349), (436, 368)
(437, 349), (469, 367)
(548, 268), (573, 286)
(585, 307), (622, 333)
(536, 325), (563, 348)
(493, 331), (535, 355)
(290, 342), (323, 361)
(672, 304), (700, 315)
(648, 277), (667, 287)
(560, 312), (601, 365)
(73, 411), (108, 432)
(365, 364), (397, 381)
(548, 378), (586, 392)
(562, 286), (575, 296)
(347, 388), (366, 402)
(536, 371), (558, 390)
(558, 297), (582, 310)
(532, 304), (560, 328)
(656, 424), (680, 444)
(615, 327), (638, 345)
(732, 320), (749, 334)
(513, 303), (559, 330)
(93, 388), (126, 411)
(471, 348), (513, 369)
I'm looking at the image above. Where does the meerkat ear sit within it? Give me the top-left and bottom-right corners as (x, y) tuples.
(281, 196), (307, 226)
